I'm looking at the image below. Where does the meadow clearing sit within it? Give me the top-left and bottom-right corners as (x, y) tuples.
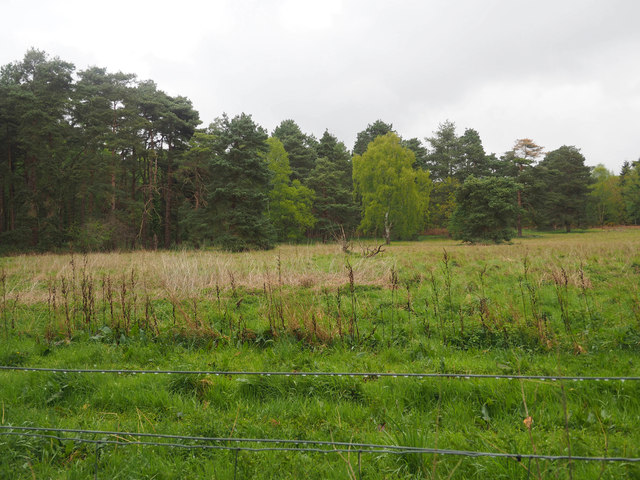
(1, 229), (639, 479)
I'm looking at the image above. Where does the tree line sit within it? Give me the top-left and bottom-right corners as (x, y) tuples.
(1, 50), (639, 252)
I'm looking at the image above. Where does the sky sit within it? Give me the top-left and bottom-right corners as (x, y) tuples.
(2, 0), (639, 173)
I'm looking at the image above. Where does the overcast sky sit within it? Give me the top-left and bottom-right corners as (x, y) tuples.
(2, 0), (639, 172)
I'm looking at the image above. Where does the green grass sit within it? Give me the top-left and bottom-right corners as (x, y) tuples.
(1, 229), (639, 478)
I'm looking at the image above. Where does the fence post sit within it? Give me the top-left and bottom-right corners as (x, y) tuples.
(233, 448), (239, 480)
(94, 441), (100, 480)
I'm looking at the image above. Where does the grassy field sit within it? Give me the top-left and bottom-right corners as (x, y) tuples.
(1, 229), (639, 479)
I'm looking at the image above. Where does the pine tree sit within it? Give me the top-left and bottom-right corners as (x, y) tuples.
(352, 120), (394, 156)
(449, 176), (519, 243)
(0, 49), (75, 248)
(204, 113), (275, 251)
(272, 119), (317, 183)
(307, 130), (360, 239)
(530, 146), (591, 232)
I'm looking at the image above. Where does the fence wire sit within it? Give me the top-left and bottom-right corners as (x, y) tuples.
(2, 366), (639, 477)
(1, 426), (639, 463)
(1, 365), (638, 382)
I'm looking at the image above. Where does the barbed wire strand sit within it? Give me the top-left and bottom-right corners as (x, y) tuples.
(0, 425), (448, 451)
(1, 429), (638, 462)
(1, 366), (638, 382)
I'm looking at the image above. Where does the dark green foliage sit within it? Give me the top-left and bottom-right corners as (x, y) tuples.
(306, 131), (360, 239)
(177, 132), (216, 245)
(425, 122), (493, 183)
(401, 137), (429, 170)
(493, 150), (520, 178)
(620, 160), (640, 224)
(272, 119), (318, 183)
(457, 128), (491, 179)
(424, 120), (460, 182)
(423, 123), (497, 230)
(528, 146), (592, 232)
(0, 50), (200, 251)
(203, 113), (275, 251)
(134, 80), (200, 248)
(0, 49), (75, 249)
(72, 68), (138, 248)
(507, 138), (545, 237)
(352, 119), (394, 156)
(449, 176), (519, 243)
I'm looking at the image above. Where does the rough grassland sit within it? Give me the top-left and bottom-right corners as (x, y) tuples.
(1, 229), (639, 479)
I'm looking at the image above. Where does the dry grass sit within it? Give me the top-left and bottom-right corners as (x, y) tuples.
(2, 243), (392, 304)
(2, 229), (639, 305)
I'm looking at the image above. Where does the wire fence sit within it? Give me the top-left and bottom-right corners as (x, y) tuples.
(2, 366), (639, 478)
(1, 425), (639, 462)
(1, 425), (639, 480)
(2, 365), (639, 381)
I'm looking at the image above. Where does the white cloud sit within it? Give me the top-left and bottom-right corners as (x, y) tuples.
(2, 0), (639, 170)
(278, 0), (342, 32)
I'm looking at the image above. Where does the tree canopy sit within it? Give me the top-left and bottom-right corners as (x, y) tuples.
(264, 137), (316, 242)
(272, 119), (317, 183)
(352, 120), (394, 156)
(353, 133), (431, 244)
(449, 176), (520, 243)
(306, 131), (360, 239)
(528, 146), (592, 232)
(1, 49), (636, 253)
(201, 113), (275, 251)
(620, 160), (640, 224)
(588, 164), (624, 226)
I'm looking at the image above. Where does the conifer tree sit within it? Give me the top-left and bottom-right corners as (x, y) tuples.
(449, 176), (519, 243)
(205, 113), (275, 251)
(307, 130), (360, 239)
(352, 120), (394, 156)
(529, 146), (591, 232)
(272, 119), (317, 183)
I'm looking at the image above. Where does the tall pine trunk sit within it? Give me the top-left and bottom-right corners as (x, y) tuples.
(26, 154), (39, 246)
(517, 189), (523, 238)
(164, 149), (172, 248)
(8, 144), (15, 231)
(0, 181), (4, 235)
(110, 166), (116, 214)
(111, 103), (118, 217)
